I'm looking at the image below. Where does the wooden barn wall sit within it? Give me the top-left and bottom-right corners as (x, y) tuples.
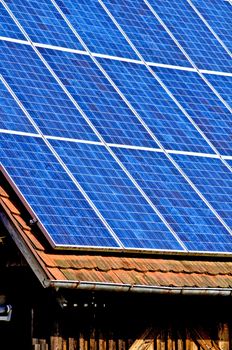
(30, 291), (232, 350)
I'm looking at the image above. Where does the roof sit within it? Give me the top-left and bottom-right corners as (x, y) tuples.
(1, 182), (232, 295)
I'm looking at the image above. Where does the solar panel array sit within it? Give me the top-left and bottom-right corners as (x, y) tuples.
(0, 0), (232, 254)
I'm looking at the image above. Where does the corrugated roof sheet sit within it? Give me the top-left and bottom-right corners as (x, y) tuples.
(1, 184), (232, 290)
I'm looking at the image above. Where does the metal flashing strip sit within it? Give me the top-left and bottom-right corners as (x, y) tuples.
(0, 74), (124, 250)
(187, 0), (232, 57)
(144, 0), (232, 115)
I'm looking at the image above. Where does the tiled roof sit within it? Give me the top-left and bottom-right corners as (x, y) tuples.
(1, 184), (232, 292)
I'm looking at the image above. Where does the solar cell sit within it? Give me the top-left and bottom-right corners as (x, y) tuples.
(98, 57), (213, 153)
(40, 47), (158, 148)
(191, 0), (232, 52)
(0, 133), (120, 248)
(3, 0), (84, 49)
(203, 73), (232, 108)
(172, 154), (232, 230)
(0, 79), (36, 133)
(0, 2), (25, 40)
(0, 40), (98, 141)
(155, 67), (232, 156)
(102, 0), (191, 67)
(113, 147), (232, 252)
(147, 0), (232, 72)
(51, 139), (184, 250)
(51, 0), (137, 59)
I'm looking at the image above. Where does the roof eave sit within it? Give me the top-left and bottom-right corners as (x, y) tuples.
(46, 280), (232, 296)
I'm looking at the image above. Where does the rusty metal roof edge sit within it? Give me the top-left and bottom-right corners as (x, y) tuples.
(45, 279), (232, 296)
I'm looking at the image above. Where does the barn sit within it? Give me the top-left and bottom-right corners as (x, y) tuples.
(0, 0), (232, 349)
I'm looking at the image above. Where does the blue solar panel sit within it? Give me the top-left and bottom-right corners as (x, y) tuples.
(53, 0), (137, 60)
(204, 73), (232, 108)
(39, 47), (158, 148)
(148, 0), (232, 72)
(98, 57), (213, 153)
(102, 0), (191, 67)
(51, 139), (183, 250)
(191, 0), (232, 52)
(173, 154), (232, 230)
(113, 147), (232, 252)
(4, 0), (83, 49)
(0, 40), (97, 141)
(1, 1), (231, 255)
(0, 80), (36, 133)
(155, 67), (232, 156)
(0, 2), (25, 40)
(0, 133), (119, 248)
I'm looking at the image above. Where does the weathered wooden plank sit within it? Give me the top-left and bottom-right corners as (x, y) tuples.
(79, 332), (88, 350)
(99, 331), (106, 350)
(218, 323), (229, 350)
(118, 339), (126, 350)
(90, 328), (97, 350)
(50, 336), (63, 350)
(68, 338), (77, 350)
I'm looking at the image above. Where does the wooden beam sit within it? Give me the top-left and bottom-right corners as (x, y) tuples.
(129, 328), (155, 350)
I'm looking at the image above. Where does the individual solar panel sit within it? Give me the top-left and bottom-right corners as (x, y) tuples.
(51, 139), (184, 250)
(40, 47), (158, 148)
(203, 73), (232, 108)
(102, 0), (191, 67)
(4, 0), (83, 49)
(113, 147), (232, 252)
(172, 154), (232, 229)
(0, 2), (25, 40)
(51, 0), (137, 59)
(98, 57), (213, 153)
(0, 40), (98, 141)
(0, 133), (119, 248)
(155, 67), (232, 156)
(0, 80), (36, 133)
(191, 0), (232, 52)
(148, 0), (232, 72)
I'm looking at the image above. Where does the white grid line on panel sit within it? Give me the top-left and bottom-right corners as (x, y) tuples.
(0, 129), (40, 137)
(0, 36), (231, 77)
(186, 0), (232, 58)
(51, 0), (232, 239)
(0, 128), (226, 159)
